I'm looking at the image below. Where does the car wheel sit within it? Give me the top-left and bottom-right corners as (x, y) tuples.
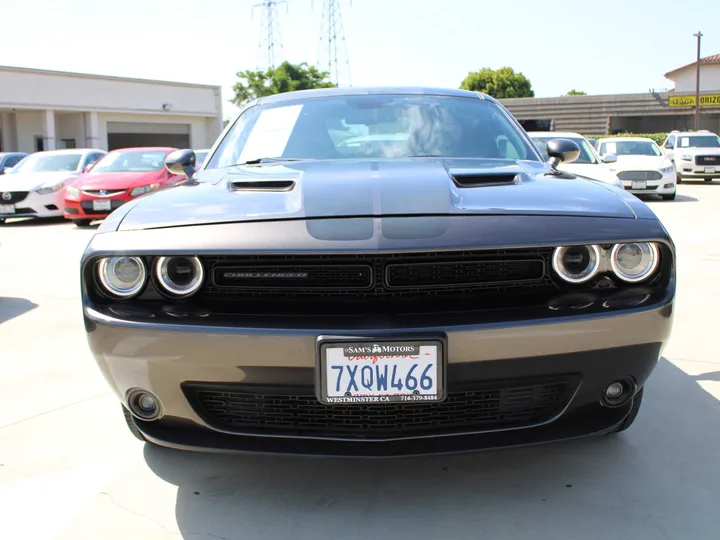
(122, 405), (147, 442)
(705, 178), (713, 182)
(0, 218), (5, 225)
(661, 192), (676, 201)
(676, 174), (682, 184)
(612, 387), (644, 433)
(72, 219), (93, 227)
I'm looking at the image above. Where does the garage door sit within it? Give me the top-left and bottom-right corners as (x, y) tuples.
(106, 122), (190, 150)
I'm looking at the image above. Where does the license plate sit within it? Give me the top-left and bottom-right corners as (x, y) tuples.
(705, 167), (715, 173)
(0, 204), (15, 214)
(93, 200), (112, 211)
(631, 181), (647, 190)
(318, 339), (444, 404)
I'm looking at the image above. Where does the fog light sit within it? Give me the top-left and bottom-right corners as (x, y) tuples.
(127, 389), (162, 420)
(605, 382), (624, 399)
(602, 379), (634, 407)
(663, 183), (674, 189)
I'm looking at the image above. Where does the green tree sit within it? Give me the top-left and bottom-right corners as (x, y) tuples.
(231, 61), (335, 106)
(460, 67), (534, 99)
(566, 89), (587, 96)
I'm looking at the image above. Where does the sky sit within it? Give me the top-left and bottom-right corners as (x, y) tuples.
(1, 0), (718, 121)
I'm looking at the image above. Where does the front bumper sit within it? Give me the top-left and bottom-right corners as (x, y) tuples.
(85, 293), (674, 456)
(678, 163), (720, 178)
(0, 191), (64, 218)
(621, 171), (676, 194)
(64, 196), (130, 220)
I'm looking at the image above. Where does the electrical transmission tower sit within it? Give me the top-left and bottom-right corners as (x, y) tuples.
(254, 0), (287, 70)
(318, 0), (351, 86)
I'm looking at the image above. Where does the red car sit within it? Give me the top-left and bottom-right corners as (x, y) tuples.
(64, 147), (184, 226)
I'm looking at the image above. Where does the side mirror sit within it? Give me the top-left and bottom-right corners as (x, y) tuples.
(546, 138), (581, 168)
(2, 167), (12, 175)
(601, 153), (617, 164)
(165, 149), (196, 178)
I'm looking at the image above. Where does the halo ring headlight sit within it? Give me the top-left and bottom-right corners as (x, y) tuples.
(97, 256), (147, 298)
(611, 242), (659, 283)
(552, 245), (601, 284)
(155, 256), (204, 297)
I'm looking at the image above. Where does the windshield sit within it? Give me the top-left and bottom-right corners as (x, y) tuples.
(598, 140), (662, 157)
(91, 150), (168, 173)
(206, 95), (539, 168)
(530, 136), (597, 164)
(678, 135), (720, 148)
(10, 153), (83, 174)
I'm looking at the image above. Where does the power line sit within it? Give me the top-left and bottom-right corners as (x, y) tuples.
(317, 0), (351, 86)
(253, 1), (288, 70)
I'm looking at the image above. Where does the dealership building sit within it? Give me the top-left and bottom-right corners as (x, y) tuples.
(501, 54), (720, 135)
(0, 66), (224, 153)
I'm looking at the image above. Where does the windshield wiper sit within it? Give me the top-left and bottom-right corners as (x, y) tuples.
(233, 157), (307, 166)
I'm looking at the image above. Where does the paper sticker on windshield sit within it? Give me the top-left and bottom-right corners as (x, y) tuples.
(239, 104), (303, 163)
(679, 137), (690, 147)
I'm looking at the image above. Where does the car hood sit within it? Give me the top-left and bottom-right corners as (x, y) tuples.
(78, 170), (165, 190)
(113, 158), (639, 231)
(0, 171), (79, 192)
(613, 155), (669, 171)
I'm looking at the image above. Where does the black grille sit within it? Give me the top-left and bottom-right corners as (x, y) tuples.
(80, 200), (125, 214)
(184, 376), (576, 439)
(214, 265), (373, 290)
(201, 249), (553, 303)
(696, 155), (720, 166)
(0, 191), (29, 204)
(618, 171), (662, 181)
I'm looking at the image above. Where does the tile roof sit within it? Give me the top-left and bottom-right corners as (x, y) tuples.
(665, 54), (720, 78)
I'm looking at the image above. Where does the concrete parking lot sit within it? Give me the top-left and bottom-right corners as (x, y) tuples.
(1, 185), (719, 540)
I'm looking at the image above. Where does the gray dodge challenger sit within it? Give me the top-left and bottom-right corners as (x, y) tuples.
(81, 87), (675, 456)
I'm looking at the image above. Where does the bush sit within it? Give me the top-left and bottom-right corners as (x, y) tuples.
(584, 133), (668, 146)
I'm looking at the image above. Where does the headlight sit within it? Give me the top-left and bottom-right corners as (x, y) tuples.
(610, 243), (659, 283)
(97, 257), (147, 298)
(681, 154), (692, 161)
(659, 165), (674, 173)
(552, 245), (601, 283)
(130, 183), (160, 197)
(36, 182), (65, 195)
(66, 186), (81, 197)
(155, 256), (204, 297)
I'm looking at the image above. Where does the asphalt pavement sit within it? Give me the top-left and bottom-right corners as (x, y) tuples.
(1, 186), (719, 540)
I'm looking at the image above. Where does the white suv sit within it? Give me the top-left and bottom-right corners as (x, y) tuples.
(662, 130), (720, 182)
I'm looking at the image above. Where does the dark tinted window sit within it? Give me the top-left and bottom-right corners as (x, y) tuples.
(208, 95), (539, 168)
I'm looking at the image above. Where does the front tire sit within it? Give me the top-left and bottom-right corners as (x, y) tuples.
(0, 218), (5, 225)
(72, 219), (92, 227)
(705, 178), (713, 182)
(612, 387), (644, 433)
(661, 192), (676, 201)
(122, 406), (147, 442)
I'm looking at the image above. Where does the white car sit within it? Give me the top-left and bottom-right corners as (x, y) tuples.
(0, 149), (106, 223)
(597, 137), (676, 200)
(528, 132), (623, 188)
(661, 130), (720, 182)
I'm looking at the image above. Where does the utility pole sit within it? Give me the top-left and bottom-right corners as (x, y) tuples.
(254, 1), (288, 70)
(694, 31), (703, 131)
(317, 0), (351, 86)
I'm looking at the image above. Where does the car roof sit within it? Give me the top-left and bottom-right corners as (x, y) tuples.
(108, 147), (176, 153)
(528, 131), (584, 138)
(0, 152), (27, 157)
(254, 86), (496, 105)
(598, 137), (656, 143)
(670, 131), (719, 136)
(33, 149), (105, 155)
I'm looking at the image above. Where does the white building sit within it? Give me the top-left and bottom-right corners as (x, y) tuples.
(0, 66), (223, 153)
(665, 54), (720, 92)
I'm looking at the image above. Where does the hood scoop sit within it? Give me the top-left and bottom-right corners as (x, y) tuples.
(229, 178), (296, 192)
(449, 168), (522, 188)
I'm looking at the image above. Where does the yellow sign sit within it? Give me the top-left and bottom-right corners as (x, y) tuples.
(669, 94), (720, 108)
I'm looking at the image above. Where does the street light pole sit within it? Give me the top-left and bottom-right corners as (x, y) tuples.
(694, 31), (703, 131)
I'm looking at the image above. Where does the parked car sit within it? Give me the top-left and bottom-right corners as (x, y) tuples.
(0, 149), (106, 223)
(64, 147), (183, 226)
(0, 152), (28, 175)
(81, 88), (674, 456)
(194, 149), (210, 170)
(597, 137), (676, 200)
(661, 130), (720, 182)
(529, 132), (623, 188)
